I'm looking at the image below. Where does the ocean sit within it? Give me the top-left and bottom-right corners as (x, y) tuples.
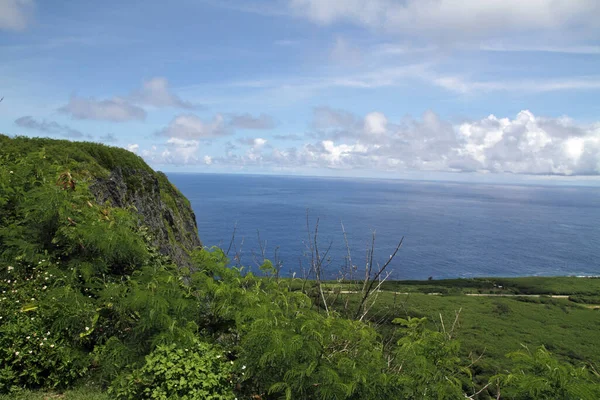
(167, 173), (600, 280)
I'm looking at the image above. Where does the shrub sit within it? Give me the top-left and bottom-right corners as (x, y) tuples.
(109, 340), (235, 400)
(0, 263), (89, 392)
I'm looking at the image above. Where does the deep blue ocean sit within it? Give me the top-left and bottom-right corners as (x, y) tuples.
(167, 173), (600, 280)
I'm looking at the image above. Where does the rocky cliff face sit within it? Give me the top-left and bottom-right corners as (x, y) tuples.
(89, 167), (201, 267)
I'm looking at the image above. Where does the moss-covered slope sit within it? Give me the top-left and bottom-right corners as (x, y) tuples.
(0, 134), (201, 266)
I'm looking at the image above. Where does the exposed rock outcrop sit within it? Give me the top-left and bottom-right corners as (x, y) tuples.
(90, 167), (201, 267)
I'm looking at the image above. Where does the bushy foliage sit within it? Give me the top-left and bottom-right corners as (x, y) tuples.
(110, 340), (235, 400)
(0, 262), (89, 392)
(493, 346), (600, 399)
(387, 317), (469, 399)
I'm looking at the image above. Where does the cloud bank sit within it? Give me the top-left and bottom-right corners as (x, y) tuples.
(144, 109), (600, 176)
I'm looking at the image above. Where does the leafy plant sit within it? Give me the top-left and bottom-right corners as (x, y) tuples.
(109, 340), (235, 400)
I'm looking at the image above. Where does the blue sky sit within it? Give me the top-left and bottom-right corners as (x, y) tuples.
(1, 0), (600, 183)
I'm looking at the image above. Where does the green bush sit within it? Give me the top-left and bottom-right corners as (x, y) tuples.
(492, 346), (600, 399)
(0, 263), (89, 392)
(110, 340), (235, 400)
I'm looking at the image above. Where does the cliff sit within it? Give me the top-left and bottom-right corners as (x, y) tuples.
(89, 167), (201, 267)
(0, 134), (201, 266)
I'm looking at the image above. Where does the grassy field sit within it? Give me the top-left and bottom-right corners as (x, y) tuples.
(321, 276), (600, 381)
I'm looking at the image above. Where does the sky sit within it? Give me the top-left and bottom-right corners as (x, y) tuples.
(1, 0), (600, 184)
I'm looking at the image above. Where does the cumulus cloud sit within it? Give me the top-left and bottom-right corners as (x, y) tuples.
(205, 109), (600, 175)
(15, 116), (85, 138)
(126, 143), (139, 153)
(289, 0), (600, 39)
(141, 138), (203, 165)
(364, 112), (387, 135)
(58, 95), (146, 122)
(238, 137), (268, 149)
(0, 0), (34, 31)
(130, 77), (196, 109)
(229, 113), (276, 130)
(156, 114), (229, 140)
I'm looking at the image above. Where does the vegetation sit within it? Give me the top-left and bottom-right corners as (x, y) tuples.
(1, 135), (599, 399)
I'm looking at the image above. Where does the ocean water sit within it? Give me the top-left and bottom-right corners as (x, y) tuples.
(167, 173), (600, 280)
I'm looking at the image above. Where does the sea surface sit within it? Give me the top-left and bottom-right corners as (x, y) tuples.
(167, 173), (600, 280)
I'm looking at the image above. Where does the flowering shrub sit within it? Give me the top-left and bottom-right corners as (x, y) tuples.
(109, 339), (235, 400)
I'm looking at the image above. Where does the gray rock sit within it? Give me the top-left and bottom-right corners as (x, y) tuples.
(89, 167), (201, 267)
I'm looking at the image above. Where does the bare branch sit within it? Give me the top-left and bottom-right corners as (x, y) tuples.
(226, 222), (237, 256)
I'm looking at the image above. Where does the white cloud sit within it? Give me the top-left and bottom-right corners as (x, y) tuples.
(203, 155), (213, 165)
(127, 144), (139, 153)
(0, 0), (34, 31)
(252, 137), (267, 149)
(130, 77), (196, 109)
(157, 114), (229, 139)
(141, 138), (202, 165)
(59, 95), (146, 122)
(364, 112), (387, 135)
(206, 109), (600, 176)
(289, 0), (600, 39)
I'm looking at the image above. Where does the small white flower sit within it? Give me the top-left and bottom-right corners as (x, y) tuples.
(26, 336), (30, 340)
(9, 171), (13, 174)
(15, 351), (19, 355)
(242, 365), (246, 370)
(50, 344), (55, 348)
(85, 327), (89, 331)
